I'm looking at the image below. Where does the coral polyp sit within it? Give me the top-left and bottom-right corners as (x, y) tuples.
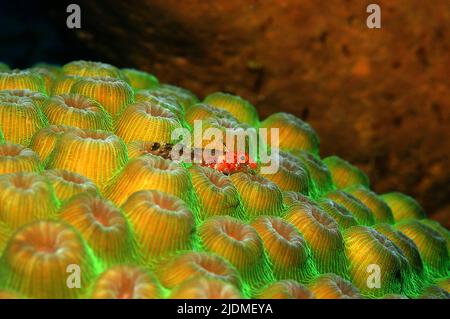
(0, 220), (96, 298)
(285, 201), (349, 277)
(343, 226), (410, 297)
(230, 172), (284, 218)
(122, 68), (159, 91)
(257, 280), (315, 299)
(62, 60), (123, 79)
(121, 190), (195, 263)
(0, 89), (47, 108)
(91, 265), (162, 299)
(0, 172), (59, 230)
(0, 95), (47, 145)
(0, 60), (447, 299)
(259, 151), (311, 194)
(251, 216), (316, 282)
(43, 169), (98, 202)
(0, 143), (41, 174)
(260, 112), (320, 154)
(48, 129), (128, 188)
(29, 125), (79, 165)
(203, 92), (259, 127)
(309, 273), (362, 299)
(170, 277), (243, 299)
(42, 94), (112, 131)
(104, 154), (194, 207)
(199, 216), (272, 290)
(0, 69), (46, 93)
(323, 155), (370, 189)
(381, 192), (427, 223)
(114, 101), (181, 143)
(71, 76), (134, 117)
(156, 251), (241, 290)
(189, 165), (244, 219)
(58, 193), (138, 266)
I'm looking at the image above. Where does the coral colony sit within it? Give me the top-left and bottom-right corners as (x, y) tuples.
(0, 60), (448, 299)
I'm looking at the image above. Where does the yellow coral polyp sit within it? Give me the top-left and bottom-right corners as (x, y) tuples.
(48, 129), (128, 189)
(251, 216), (316, 282)
(347, 186), (394, 224)
(317, 198), (358, 230)
(0, 69), (46, 93)
(260, 112), (319, 154)
(343, 226), (410, 298)
(204, 92), (259, 126)
(70, 76), (134, 117)
(104, 154), (194, 207)
(257, 280), (315, 299)
(0, 220), (96, 298)
(189, 165), (244, 220)
(149, 84), (199, 111)
(230, 172), (284, 218)
(309, 273), (362, 299)
(91, 265), (162, 299)
(156, 251), (241, 290)
(42, 94), (112, 131)
(43, 169), (98, 202)
(0, 95), (47, 145)
(285, 201), (349, 277)
(134, 91), (185, 121)
(0, 143), (41, 174)
(62, 60), (123, 79)
(0, 89), (47, 108)
(170, 277), (243, 299)
(397, 220), (448, 278)
(122, 68), (159, 91)
(184, 102), (237, 128)
(121, 190), (195, 262)
(381, 192), (426, 223)
(325, 190), (375, 226)
(323, 155), (370, 189)
(114, 101), (181, 143)
(260, 151), (311, 194)
(199, 216), (272, 290)
(58, 193), (138, 266)
(29, 125), (79, 165)
(0, 172), (59, 230)
(50, 75), (81, 95)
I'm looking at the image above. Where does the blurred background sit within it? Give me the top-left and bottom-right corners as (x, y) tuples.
(1, 0), (449, 227)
